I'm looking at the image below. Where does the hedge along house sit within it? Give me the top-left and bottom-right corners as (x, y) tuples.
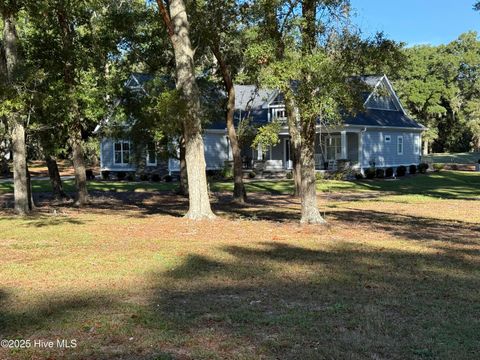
(97, 74), (425, 176)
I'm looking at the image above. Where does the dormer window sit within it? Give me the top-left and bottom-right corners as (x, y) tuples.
(272, 108), (287, 123)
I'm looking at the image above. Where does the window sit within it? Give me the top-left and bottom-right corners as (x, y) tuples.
(146, 143), (157, 166)
(325, 136), (342, 161)
(385, 135), (391, 143)
(414, 135), (420, 154)
(114, 141), (130, 165)
(271, 108), (287, 123)
(397, 136), (404, 155)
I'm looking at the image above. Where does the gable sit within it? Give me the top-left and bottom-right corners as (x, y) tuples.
(364, 77), (399, 111)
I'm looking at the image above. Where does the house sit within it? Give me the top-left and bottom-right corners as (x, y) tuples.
(98, 74), (425, 176)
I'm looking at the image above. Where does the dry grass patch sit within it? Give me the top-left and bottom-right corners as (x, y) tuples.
(0, 182), (479, 359)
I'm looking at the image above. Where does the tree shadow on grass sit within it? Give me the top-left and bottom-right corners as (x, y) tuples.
(144, 241), (480, 359)
(1, 239), (478, 359)
(0, 291), (113, 337)
(329, 208), (480, 246)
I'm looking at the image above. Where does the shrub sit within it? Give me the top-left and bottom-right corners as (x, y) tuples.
(365, 167), (376, 179)
(330, 171), (345, 181)
(409, 164), (417, 175)
(385, 167), (394, 177)
(376, 168), (385, 178)
(286, 172), (293, 179)
(315, 172), (325, 181)
(101, 171), (110, 180)
(248, 171), (256, 179)
(164, 175), (173, 182)
(116, 171), (126, 181)
(433, 163), (445, 172)
(86, 169), (95, 180)
(206, 170), (222, 181)
(355, 172), (364, 180)
(126, 173), (135, 181)
(418, 163), (429, 174)
(151, 173), (160, 182)
(396, 166), (407, 177)
(139, 173), (149, 181)
(221, 166), (233, 180)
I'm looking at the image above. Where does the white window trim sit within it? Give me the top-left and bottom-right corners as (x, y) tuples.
(385, 135), (391, 143)
(397, 136), (404, 155)
(414, 135), (420, 155)
(146, 144), (157, 166)
(113, 140), (131, 165)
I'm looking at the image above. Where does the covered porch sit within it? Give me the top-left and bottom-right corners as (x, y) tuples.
(249, 131), (361, 171)
(314, 130), (362, 170)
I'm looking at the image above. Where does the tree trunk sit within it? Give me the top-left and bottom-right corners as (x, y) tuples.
(56, 8), (88, 206)
(11, 122), (30, 214)
(3, 12), (30, 215)
(300, 119), (325, 224)
(45, 154), (68, 200)
(70, 126), (88, 206)
(423, 139), (429, 155)
(157, 0), (215, 219)
(285, 94), (302, 197)
(26, 165), (35, 211)
(211, 45), (246, 203)
(299, 0), (324, 224)
(178, 136), (188, 196)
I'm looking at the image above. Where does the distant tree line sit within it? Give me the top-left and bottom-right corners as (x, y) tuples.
(394, 32), (480, 154)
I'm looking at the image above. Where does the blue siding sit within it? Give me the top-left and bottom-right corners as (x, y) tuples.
(361, 130), (422, 168)
(100, 138), (137, 171)
(203, 132), (231, 170)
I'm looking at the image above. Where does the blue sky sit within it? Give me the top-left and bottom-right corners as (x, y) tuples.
(351, 0), (480, 46)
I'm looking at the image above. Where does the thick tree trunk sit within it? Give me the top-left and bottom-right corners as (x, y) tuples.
(56, 8), (88, 206)
(3, 12), (30, 215)
(70, 126), (88, 206)
(157, 0), (215, 219)
(211, 45), (246, 203)
(11, 122), (30, 214)
(178, 136), (188, 196)
(45, 154), (68, 200)
(285, 94), (302, 197)
(297, 0), (325, 224)
(300, 119), (325, 224)
(227, 87), (247, 203)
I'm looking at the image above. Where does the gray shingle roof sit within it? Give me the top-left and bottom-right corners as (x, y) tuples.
(344, 109), (424, 129)
(234, 85), (278, 110)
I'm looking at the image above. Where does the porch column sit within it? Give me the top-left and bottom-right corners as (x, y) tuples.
(257, 143), (263, 160)
(358, 132), (363, 170)
(340, 131), (347, 159)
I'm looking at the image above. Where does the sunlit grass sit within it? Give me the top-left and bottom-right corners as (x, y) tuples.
(423, 152), (480, 164)
(1, 171), (479, 201)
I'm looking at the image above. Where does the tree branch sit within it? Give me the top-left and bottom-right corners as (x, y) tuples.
(156, 0), (174, 38)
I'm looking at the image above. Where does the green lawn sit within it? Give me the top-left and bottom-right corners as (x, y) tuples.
(423, 152), (480, 164)
(0, 171), (479, 359)
(1, 171), (479, 201)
